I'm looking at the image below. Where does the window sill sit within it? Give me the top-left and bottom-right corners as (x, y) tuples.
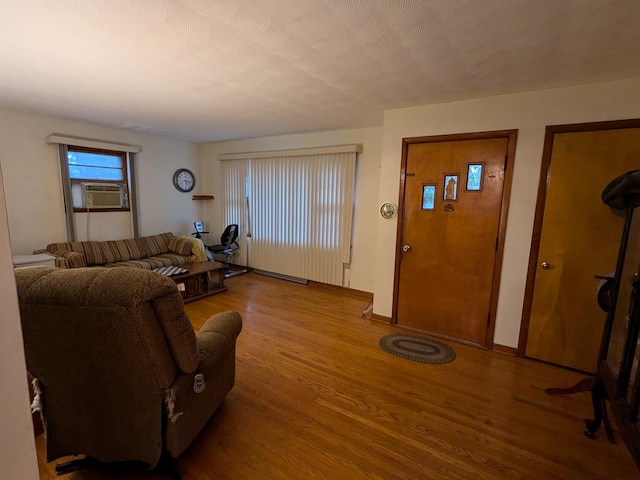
(72, 207), (131, 213)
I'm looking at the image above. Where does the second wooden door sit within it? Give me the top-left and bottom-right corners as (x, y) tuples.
(524, 123), (640, 372)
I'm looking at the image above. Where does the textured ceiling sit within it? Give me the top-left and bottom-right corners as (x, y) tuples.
(0, 0), (639, 142)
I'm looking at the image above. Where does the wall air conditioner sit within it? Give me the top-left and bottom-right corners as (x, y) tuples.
(81, 183), (127, 209)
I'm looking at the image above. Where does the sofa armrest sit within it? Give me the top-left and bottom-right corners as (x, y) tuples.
(55, 251), (87, 268)
(36, 250), (85, 268)
(196, 311), (242, 369)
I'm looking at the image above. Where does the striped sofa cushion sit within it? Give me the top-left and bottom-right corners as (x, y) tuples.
(138, 233), (174, 257)
(168, 237), (193, 256)
(153, 253), (192, 266)
(105, 254), (191, 269)
(101, 238), (146, 263)
(81, 241), (107, 266)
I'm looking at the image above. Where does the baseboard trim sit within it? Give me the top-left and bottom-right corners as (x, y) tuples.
(254, 269), (308, 284)
(493, 344), (518, 355)
(371, 313), (392, 324)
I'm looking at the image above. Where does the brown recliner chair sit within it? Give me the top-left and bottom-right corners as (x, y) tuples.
(16, 266), (242, 475)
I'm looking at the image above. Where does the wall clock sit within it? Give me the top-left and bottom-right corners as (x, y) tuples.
(173, 168), (196, 192)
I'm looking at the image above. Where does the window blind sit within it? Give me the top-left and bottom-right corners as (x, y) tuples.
(220, 159), (249, 266)
(219, 149), (357, 286)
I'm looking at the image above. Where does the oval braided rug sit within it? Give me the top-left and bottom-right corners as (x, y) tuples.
(379, 334), (456, 364)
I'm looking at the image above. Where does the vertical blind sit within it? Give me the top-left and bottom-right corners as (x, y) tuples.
(220, 159), (249, 266)
(219, 147), (358, 286)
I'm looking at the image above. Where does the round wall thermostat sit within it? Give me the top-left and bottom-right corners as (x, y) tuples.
(380, 202), (397, 219)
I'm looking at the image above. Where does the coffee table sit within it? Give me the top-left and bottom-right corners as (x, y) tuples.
(169, 261), (227, 303)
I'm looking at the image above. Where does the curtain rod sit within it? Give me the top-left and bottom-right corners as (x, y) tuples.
(217, 144), (362, 161)
(45, 134), (142, 153)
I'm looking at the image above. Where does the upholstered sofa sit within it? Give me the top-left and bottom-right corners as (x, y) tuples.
(36, 232), (200, 269)
(16, 266), (242, 471)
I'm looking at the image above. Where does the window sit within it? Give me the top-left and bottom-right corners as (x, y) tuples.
(68, 148), (125, 181)
(219, 145), (359, 286)
(443, 174), (459, 201)
(466, 163), (484, 191)
(46, 133), (141, 241)
(422, 185), (436, 210)
(67, 146), (129, 211)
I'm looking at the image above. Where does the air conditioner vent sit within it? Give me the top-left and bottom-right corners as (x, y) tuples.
(81, 183), (127, 209)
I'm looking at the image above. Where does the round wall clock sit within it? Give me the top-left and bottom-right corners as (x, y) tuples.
(173, 168), (196, 192)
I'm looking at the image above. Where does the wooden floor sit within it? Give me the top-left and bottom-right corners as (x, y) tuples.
(36, 272), (638, 479)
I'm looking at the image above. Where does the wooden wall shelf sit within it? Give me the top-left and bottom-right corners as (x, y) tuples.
(192, 195), (214, 200)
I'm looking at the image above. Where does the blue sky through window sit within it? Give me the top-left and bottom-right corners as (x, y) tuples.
(68, 151), (123, 181)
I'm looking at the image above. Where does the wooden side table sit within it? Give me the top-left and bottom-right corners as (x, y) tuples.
(170, 261), (227, 302)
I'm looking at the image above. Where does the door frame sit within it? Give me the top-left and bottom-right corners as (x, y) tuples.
(518, 118), (640, 356)
(392, 130), (518, 348)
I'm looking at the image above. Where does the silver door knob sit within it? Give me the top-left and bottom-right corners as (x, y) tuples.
(402, 244), (412, 252)
(541, 261), (550, 269)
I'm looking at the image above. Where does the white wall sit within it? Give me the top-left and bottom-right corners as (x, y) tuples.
(376, 77), (640, 348)
(0, 109), (204, 254)
(0, 111), (207, 478)
(198, 127), (382, 293)
(4, 78), (640, 351)
(0, 163), (38, 479)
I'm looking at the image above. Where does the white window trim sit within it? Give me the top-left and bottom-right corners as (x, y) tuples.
(217, 144), (361, 161)
(45, 134), (142, 153)
(46, 134), (141, 241)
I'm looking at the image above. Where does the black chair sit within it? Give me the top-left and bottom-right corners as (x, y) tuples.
(207, 225), (248, 277)
(208, 224), (238, 255)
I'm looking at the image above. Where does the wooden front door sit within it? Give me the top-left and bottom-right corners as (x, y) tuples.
(522, 121), (640, 372)
(394, 131), (516, 347)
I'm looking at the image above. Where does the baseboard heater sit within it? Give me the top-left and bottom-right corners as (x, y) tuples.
(253, 269), (308, 285)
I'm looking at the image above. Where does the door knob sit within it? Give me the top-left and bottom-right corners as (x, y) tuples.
(402, 244), (412, 252)
(541, 261), (550, 270)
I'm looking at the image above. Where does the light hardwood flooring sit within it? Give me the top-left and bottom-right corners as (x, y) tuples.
(36, 272), (638, 479)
